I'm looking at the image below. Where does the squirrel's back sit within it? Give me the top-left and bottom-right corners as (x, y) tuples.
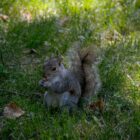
(68, 45), (101, 102)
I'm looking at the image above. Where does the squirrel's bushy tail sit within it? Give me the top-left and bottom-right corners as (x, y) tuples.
(68, 44), (101, 101)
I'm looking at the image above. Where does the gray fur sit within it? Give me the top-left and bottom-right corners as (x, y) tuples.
(39, 61), (81, 109)
(39, 47), (101, 109)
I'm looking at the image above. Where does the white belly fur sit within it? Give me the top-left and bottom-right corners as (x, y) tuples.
(44, 91), (70, 107)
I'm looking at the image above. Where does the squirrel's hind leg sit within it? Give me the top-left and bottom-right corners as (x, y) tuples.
(60, 92), (79, 112)
(44, 92), (59, 108)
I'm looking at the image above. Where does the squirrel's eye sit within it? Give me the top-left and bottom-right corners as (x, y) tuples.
(52, 67), (56, 71)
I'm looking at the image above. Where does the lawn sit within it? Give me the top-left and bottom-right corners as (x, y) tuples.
(0, 0), (140, 139)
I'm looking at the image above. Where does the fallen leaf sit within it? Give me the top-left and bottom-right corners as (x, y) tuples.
(20, 10), (32, 23)
(88, 98), (105, 112)
(3, 102), (25, 119)
(0, 14), (9, 22)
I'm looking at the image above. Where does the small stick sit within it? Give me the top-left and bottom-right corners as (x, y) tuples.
(0, 89), (18, 95)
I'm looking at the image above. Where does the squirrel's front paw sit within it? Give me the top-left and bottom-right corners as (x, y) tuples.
(39, 79), (50, 88)
(39, 79), (44, 86)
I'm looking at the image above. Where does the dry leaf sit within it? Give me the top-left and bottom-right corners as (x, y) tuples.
(3, 102), (25, 119)
(0, 14), (9, 22)
(88, 98), (105, 112)
(20, 10), (32, 23)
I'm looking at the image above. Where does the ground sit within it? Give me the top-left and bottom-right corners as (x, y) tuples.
(0, 0), (140, 139)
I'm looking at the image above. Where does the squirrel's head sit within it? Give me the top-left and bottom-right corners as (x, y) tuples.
(42, 56), (63, 80)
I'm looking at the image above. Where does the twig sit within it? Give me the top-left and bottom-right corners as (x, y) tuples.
(0, 89), (18, 95)
(0, 89), (43, 100)
(0, 89), (28, 98)
(5, 61), (41, 67)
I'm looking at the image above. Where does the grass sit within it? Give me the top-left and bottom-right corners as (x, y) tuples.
(0, 0), (140, 139)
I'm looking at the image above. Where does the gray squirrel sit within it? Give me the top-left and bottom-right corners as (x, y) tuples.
(39, 46), (101, 110)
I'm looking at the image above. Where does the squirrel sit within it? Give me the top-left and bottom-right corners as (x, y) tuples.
(39, 45), (101, 110)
